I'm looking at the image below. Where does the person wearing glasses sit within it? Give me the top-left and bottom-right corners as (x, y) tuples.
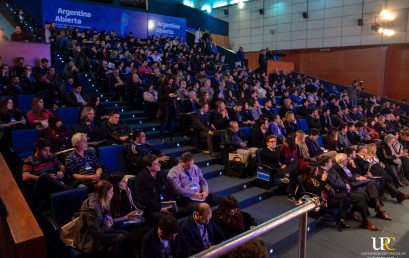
(260, 135), (298, 198)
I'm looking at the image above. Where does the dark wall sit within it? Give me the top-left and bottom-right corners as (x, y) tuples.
(9, 0), (43, 26)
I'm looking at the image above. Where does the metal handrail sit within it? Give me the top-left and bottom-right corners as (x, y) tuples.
(190, 195), (321, 258)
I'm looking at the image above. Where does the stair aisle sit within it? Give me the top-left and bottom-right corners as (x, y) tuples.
(79, 71), (312, 258)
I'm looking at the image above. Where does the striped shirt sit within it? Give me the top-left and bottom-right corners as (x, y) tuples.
(22, 153), (62, 176)
(65, 149), (101, 176)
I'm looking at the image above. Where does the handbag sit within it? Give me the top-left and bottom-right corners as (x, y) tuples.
(60, 217), (79, 247)
(225, 153), (247, 178)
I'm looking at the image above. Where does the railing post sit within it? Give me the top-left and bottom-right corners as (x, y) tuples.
(298, 212), (308, 258)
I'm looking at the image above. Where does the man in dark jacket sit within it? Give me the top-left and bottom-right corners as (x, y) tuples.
(103, 110), (131, 145)
(134, 154), (184, 225)
(355, 146), (408, 203)
(333, 152), (391, 220)
(319, 157), (380, 231)
(64, 84), (88, 107)
(125, 129), (178, 173)
(74, 107), (108, 145)
(181, 202), (225, 255)
(141, 216), (189, 258)
(192, 102), (220, 158)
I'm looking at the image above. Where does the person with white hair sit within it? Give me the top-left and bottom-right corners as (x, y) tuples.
(65, 133), (102, 188)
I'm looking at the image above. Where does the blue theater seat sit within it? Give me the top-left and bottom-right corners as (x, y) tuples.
(57, 107), (81, 129)
(17, 95), (36, 113)
(239, 127), (251, 139)
(11, 129), (40, 159)
(317, 135), (324, 147)
(98, 145), (127, 174)
(297, 118), (309, 132)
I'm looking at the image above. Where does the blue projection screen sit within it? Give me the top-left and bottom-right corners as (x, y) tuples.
(43, 0), (191, 39)
(147, 13), (187, 39)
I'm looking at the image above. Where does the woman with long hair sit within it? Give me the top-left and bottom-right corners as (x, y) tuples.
(26, 97), (52, 129)
(42, 114), (73, 153)
(158, 75), (178, 143)
(87, 94), (109, 122)
(108, 172), (142, 223)
(302, 164), (352, 231)
(212, 195), (256, 239)
(73, 180), (129, 255)
(0, 97), (26, 148)
(324, 128), (341, 152)
(283, 111), (298, 136)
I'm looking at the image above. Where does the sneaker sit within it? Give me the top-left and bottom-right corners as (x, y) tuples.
(280, 177), (290, 184)
(161, 138), (167, 143)
(170, 137), (175, 142)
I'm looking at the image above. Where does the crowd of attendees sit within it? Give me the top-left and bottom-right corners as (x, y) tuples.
(2, 21), (409, 257)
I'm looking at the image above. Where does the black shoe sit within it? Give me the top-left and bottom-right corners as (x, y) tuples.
(396, 193), (409, 203)
(336, 219), (351, 232)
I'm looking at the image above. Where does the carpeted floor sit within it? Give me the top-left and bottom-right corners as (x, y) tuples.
(242, 185), (409, 258)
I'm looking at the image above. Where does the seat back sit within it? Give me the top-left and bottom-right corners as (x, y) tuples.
(297, 118), (309, 131)
(98, 145), (127, 174)
(57, 107), (81, 129)
(17, 95), (36, 113)
(321, 134), (328, 148)
(239, 127), (251, 139)
(50, 188), (88, 227)
(317, 135), (324, 147)
(11, 129), (40, 159)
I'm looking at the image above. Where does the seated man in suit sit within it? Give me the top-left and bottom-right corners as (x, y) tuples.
(279, 98), (293, 118)
(181, 202), (225, 255)
(64, 84), (88, 107)
(347, 123), (363, 145)
(134, 154), (184, 225)
(167, 152), (221, 213)
(126, 129), (178, 173)
(74, 107), (108, 146)
(320, 107), (335, 133)
(228, 100), (255, 127)
(224, 121), (258, 166)
(305, 128), (337, 160)
(249, 99), (263, 121)
(210, 101), (230, 130)
(333, 152), (391, 220)
(64, 133), (102, 189)
(355, 145), (408, 203)
(319, 157), (380, 231)
(260, 135), (298, 197)
(103, 110), (131, 145)
(192, 102), (220, 159)
(297, 99), (311, 118)
(338, 123), (353, 152)
(306, 108), (323, 132)
(250, 117), (270, 148)
(261, 98), (275, 118)
(268, 114), (286, 143)
(22, 138), (69, 200)
(331, 108), (346, 128)
(142, 216), (189, 258)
